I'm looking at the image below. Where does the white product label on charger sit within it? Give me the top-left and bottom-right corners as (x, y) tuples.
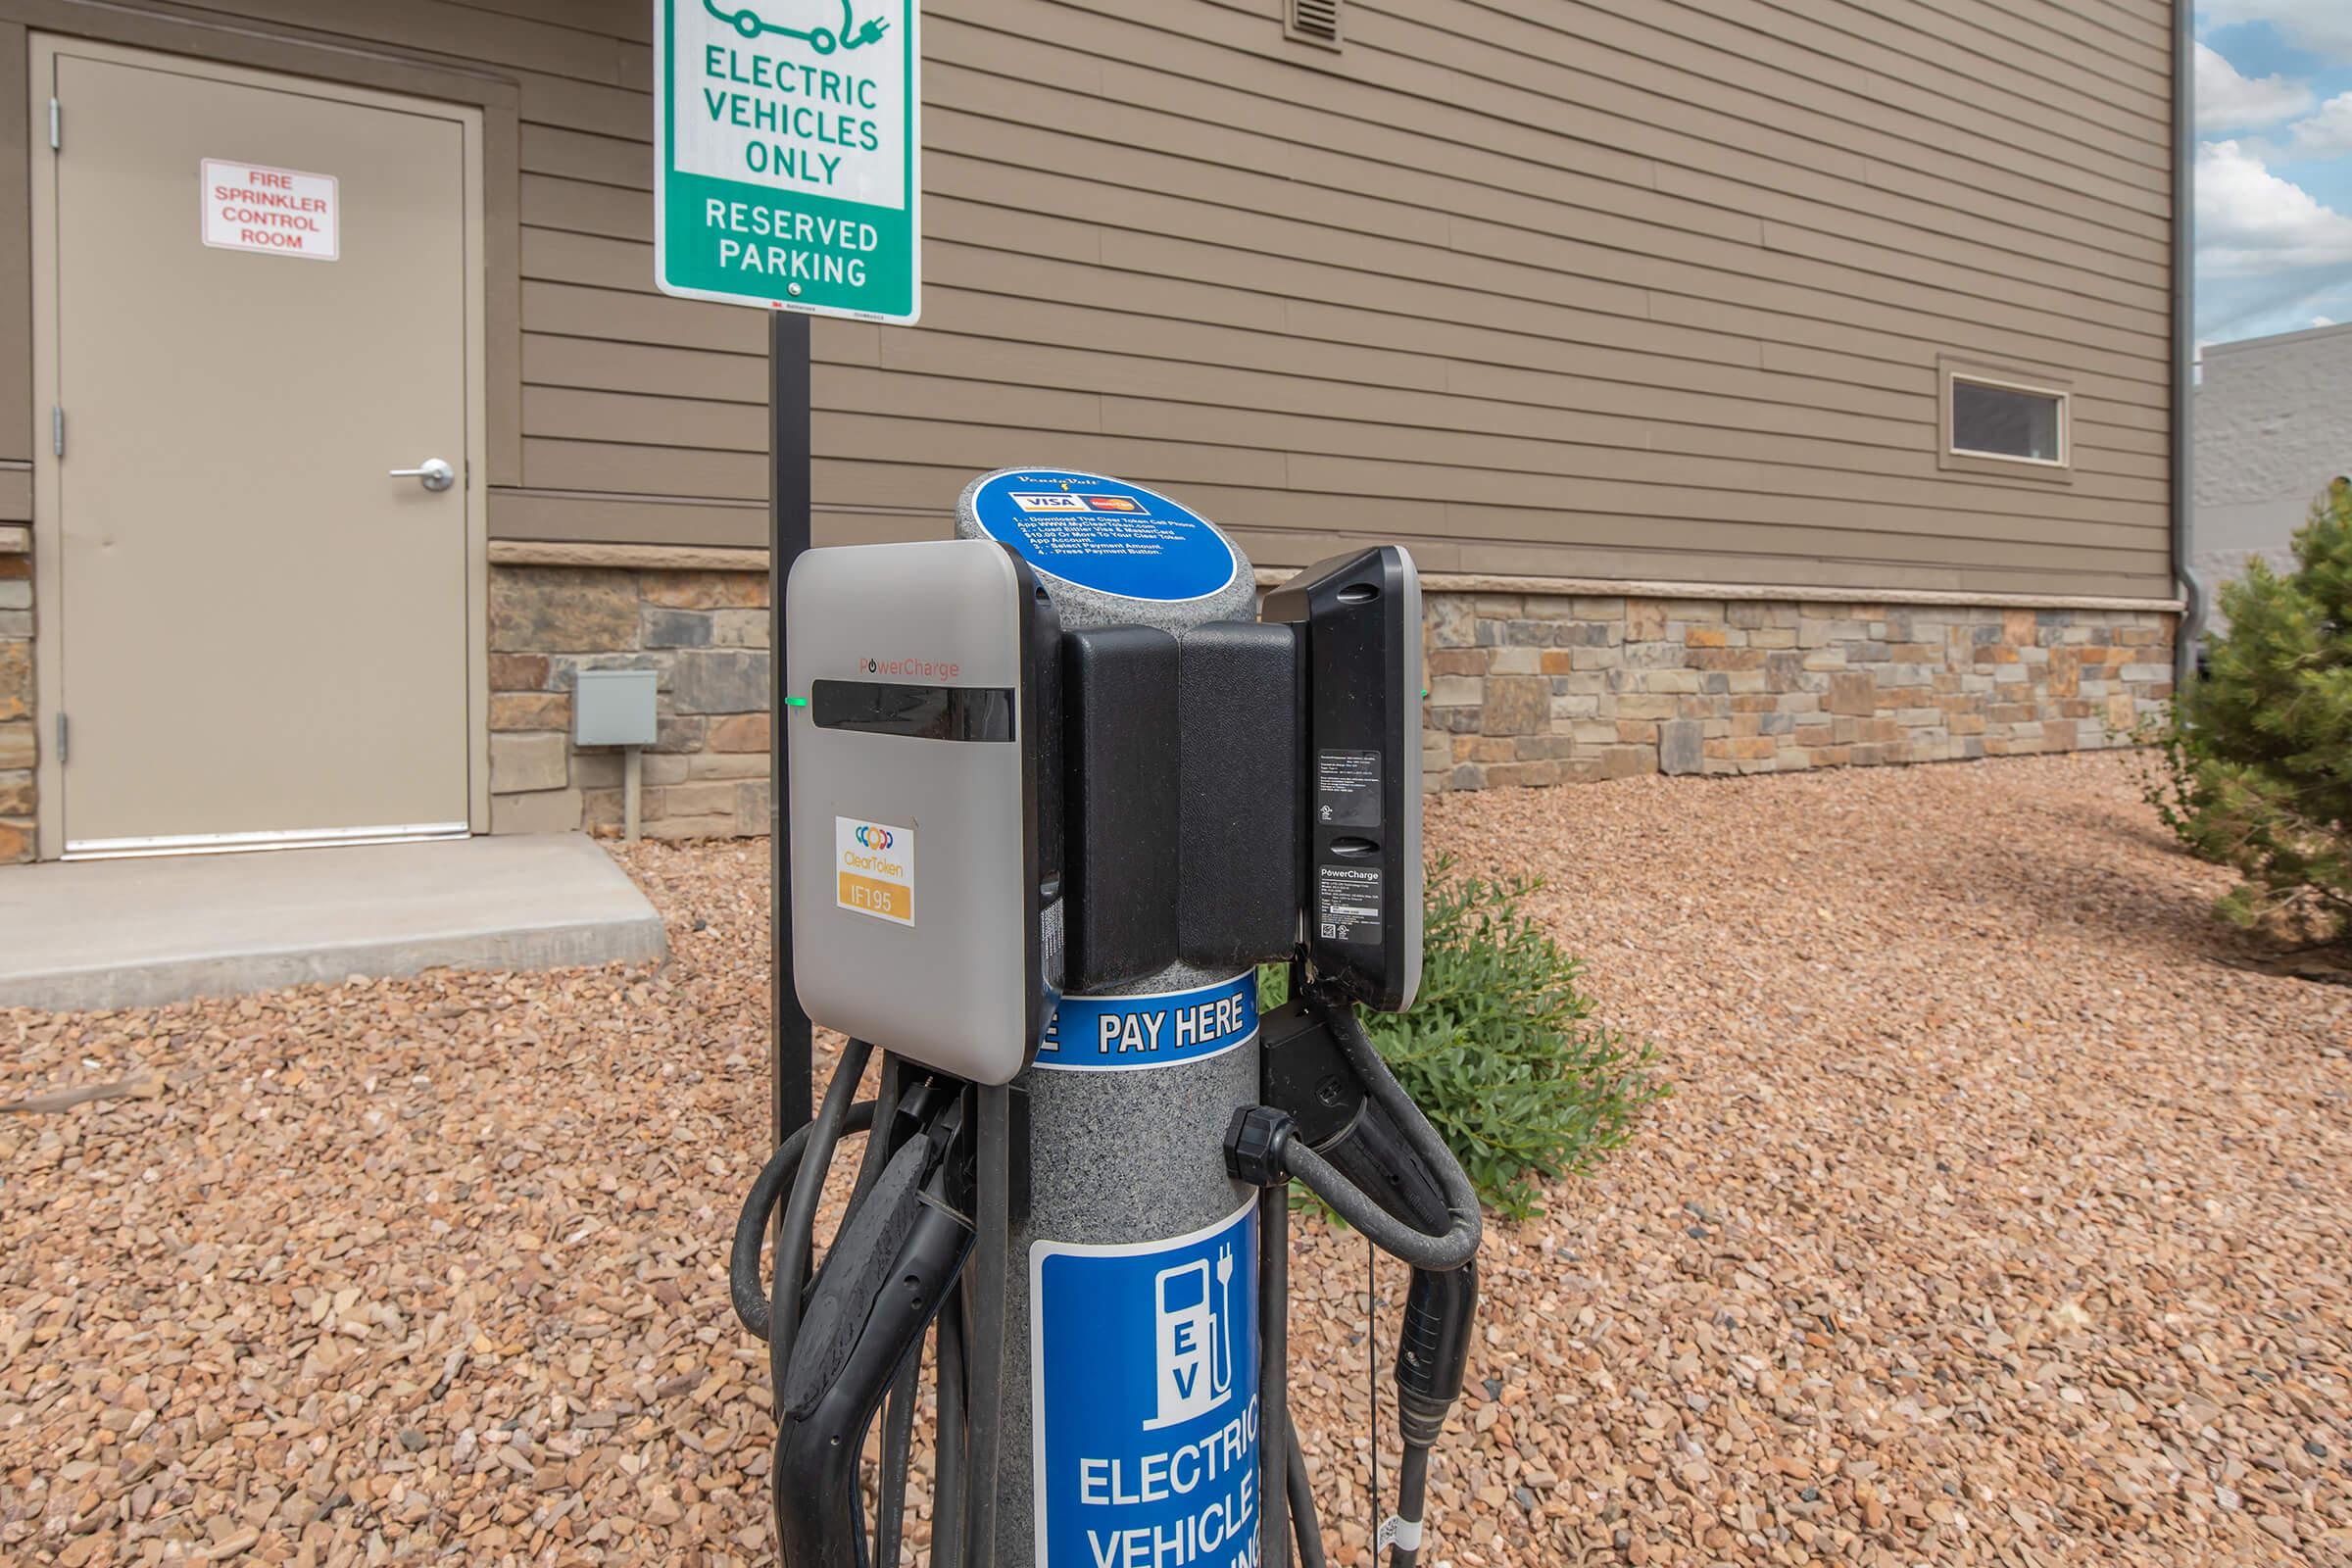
(834, 816), (914, 926)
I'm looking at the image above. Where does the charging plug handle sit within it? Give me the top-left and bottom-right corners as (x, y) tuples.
(1229, 980), (1482, 1568)
(771, 1180), (973, 1568)
(1395, 1261), (1477, 1446)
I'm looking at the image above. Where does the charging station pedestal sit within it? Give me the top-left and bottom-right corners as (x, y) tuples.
(735, 465), (1479, 1568)
(957, 468), (1266, 1564)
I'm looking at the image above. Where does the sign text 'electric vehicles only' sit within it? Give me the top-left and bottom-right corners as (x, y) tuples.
(654, 0), (920, 321)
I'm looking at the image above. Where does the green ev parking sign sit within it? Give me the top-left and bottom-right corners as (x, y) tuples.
(655, 0), (920, 322)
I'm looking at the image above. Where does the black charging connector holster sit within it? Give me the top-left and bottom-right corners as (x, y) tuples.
(1240, 984), (1480, 1449)
(1058, 620), (1300, 990)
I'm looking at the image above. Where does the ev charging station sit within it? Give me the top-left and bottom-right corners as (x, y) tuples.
(731, 468), (1481, 1568)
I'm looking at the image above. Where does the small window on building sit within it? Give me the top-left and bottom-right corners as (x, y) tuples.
(1945, 370), (2067, 467)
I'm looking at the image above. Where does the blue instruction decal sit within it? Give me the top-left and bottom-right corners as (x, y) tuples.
(1032, 1200), (1260, 1568)
(965, 468), (1239, 603)
(1033, 973), (1257, 1072)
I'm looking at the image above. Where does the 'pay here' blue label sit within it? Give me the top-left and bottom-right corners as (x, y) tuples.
(1033, 973), (1257, 1072)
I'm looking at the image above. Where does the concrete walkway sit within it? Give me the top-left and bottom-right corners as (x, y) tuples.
(0, 834), (667, 1011)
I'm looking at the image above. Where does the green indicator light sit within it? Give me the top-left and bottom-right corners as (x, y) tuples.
(785, 696), (809, 709)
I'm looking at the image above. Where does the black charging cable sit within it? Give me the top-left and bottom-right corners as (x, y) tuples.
(1228, 981), (1482, 1568)
(729, 1099), (877, 1344)
(730, 1044), (984, 1568)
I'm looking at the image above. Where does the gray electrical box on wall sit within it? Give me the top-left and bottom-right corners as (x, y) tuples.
(573, 669), (659, 747)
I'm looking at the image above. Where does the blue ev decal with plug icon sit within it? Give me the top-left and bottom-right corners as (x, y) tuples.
(1031, 1201), (1259, 1567)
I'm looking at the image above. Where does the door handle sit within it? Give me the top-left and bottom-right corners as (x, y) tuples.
(390, 458), (457, 493)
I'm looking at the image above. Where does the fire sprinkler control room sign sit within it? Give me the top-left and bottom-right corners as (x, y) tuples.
(654, 0), (920, 321)
(201, 160), (338, 260)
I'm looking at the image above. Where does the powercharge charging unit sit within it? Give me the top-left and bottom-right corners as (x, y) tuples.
(783, 540), (1059, 1086)
(731, 468), (1481, 1568)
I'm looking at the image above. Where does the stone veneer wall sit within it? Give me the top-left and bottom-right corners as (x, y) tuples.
(0, 555), (2187, 862)
(0, 526), (30, 864)
(489, 564), (770, 839)
(1422, 592), (2177, 793)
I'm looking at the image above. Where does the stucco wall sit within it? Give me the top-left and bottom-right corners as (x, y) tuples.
(2194, 322), (2352, 626)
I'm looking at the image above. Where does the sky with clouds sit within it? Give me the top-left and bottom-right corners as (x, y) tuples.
(2195, 3), (2352, 345)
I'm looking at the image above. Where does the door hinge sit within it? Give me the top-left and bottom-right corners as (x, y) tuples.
(48, 97), (59, 152)
(51, 405), (64, 459)
(56, 713), (67, 765)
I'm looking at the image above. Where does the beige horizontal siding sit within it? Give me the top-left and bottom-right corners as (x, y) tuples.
(998, 1), (2170, 242)
(25, 0), (2175, 598)
(521, 332), (767, 404)
(489, 488), (764, 548)
(1349, 1), (2168, 208)
(501, 0), (2177, 592)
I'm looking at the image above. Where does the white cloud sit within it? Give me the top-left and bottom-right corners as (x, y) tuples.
(2197, 139), (2352, 275)
(2200, 0), (2352, 66)
(2288, 91), (2352, 158)
(2317, 316), (2340, 327)
(2197, 41), (2313, 130)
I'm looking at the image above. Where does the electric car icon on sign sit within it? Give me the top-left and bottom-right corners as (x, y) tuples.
(705, 0), (891, 54)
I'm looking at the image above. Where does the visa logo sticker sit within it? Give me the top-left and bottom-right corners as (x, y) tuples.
(1032, 973), (1256, 1072)
(1031, 1201), (1259, 1568)
(1010, 491), (1089, 513)
(835, 815), (914, 926)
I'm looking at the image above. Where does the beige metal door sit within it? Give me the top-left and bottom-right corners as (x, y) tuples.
(42, 45), (472, 856)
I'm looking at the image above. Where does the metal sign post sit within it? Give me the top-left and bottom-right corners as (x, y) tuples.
(768, 309), (813, 1143)
(653, 0), (923, 1143)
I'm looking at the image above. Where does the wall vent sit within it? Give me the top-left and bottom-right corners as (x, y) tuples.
(1288, 0), (1342, 48)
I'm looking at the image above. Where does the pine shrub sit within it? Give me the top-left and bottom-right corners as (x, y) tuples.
(2152, 476), (2352, 938)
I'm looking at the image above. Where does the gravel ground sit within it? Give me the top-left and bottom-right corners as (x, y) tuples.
(4, 751), (2348, 1567)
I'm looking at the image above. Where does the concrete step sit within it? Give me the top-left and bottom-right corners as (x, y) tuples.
(0, 834), (667, 1012)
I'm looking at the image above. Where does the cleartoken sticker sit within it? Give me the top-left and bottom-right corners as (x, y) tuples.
(834, 815), (913, 925)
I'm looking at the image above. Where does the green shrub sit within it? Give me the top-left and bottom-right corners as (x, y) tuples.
(2147, 476), (2352, 939)
(1262, 855), (1666, 1220)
